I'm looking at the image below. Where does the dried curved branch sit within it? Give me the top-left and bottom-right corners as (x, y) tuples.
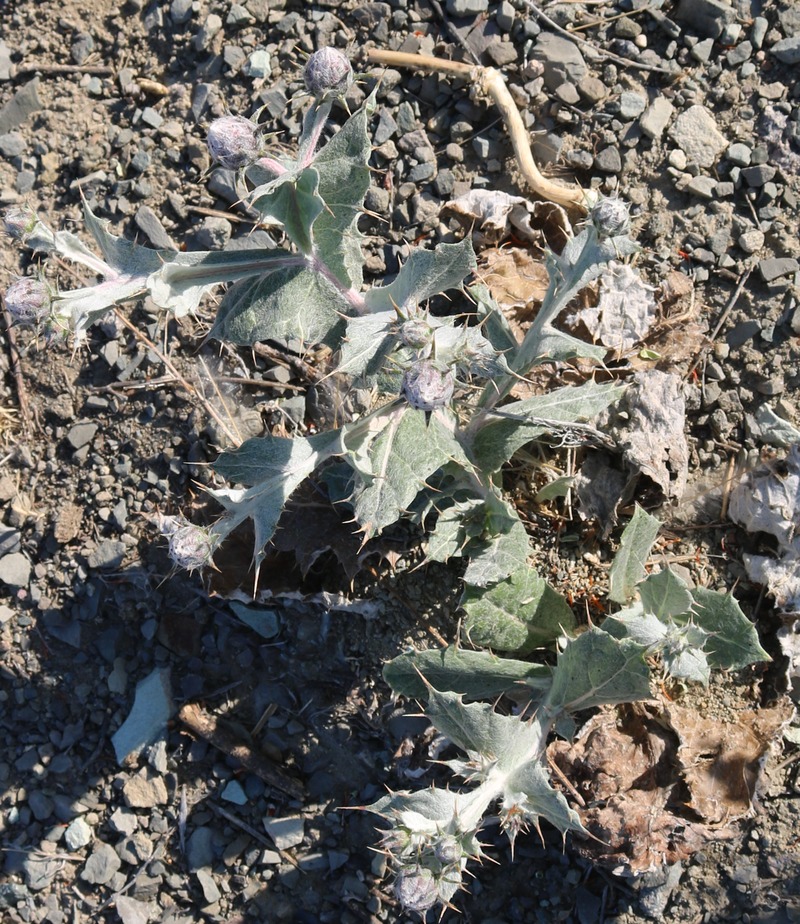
(367, 50), (594, 213)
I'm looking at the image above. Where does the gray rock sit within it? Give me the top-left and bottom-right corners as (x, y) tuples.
(771, 36), (800, 65)
(496, 0), (515, 32)
(122, 772), (168, 809)
(66, 421), (97, 450)
(669, 105), (727, 168)
(65, 817), (93, 850)
(690, 38), (715, 64)
(0, 883), (29, 910)
(71, 33), (95, 66)
(0, 132), (25, 157)
(639, 861), (683, 919)
(0, 527), (21, 556)
(108, 808), (139, 837)
(751, 17), (768, 48)
(112, 667), (175, 764)
(595, 146), (622, 174)
(244, 49), (271, 79)
(193, 216), (231, 249)
(738, 230), (765, 253)
(0, 41), (11, 81)
(445, 0), (488, 14)
(187, 826), (215, 871)
(28, 791), (54, 821)
(263, 815), (305, 850)
(619, 91), (647, 121)
(170, 0), (194, 24)
(531, 33), (587, 91)
(135, 205), (175, 250)
(727, 142), (751, 166)
(0, 79), (42, 135)
(81, 843), (121, 885)
(675, 0), (735, 38)
(685, 175), (717, 198)
(227, 3), (253, 26)
(116, 896), (157, 924)
(194, 13), (223, 51)
(486, 41), (517, 67)
(639, 97), (674, 140)
(87, 539), (126, 569)
(759, 257), (799, 282)
(741, 164), (777, 187)
(196, 869), (221, 904)
(577, 76), (607, 104)
(21, 856), (61, 891)
(0, 552), (31, 588)
(373, 108), (397, 145)
(727, 40), (752, 66)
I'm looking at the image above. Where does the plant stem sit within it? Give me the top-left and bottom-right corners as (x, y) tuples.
(299, 99), (333, 168)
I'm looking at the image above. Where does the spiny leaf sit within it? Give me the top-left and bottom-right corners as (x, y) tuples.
(383, 646), (552, 701)
(212, 264), (350, 347)
(250, 166), (324, 254)
(365, 238), (477, 313)
(461, 567), (576, 655)
(470, 381), (625, 473)
(546, 627), (651, 713)
(336, 310), (396, 378)
(425, 498), (485, 564)
(347, 407), (469, 538)
(503, 761), (585, 835)
(462, 501), (531, 587)
(639, 567), (693, 619)
(608, 505), (661, 604)
(690, 586), (770, 670)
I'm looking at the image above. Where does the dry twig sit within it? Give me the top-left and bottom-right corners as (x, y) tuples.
(178, 701), (305, 800)
(367, 50), (592, 212)
(1, 294), (37, 435)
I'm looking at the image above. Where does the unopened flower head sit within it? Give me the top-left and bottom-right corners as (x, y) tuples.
(207, 115), (262, 170)
(394, 867), (439, 913)
(4, 276), (52, 326)
(158, 515), (215, 572)
(304, 47), (353, 99)
(590, 196), (630, 238)
(402, 361), (454, 412)
(399, 317), (433, 351)
(3, 206), (38, 242)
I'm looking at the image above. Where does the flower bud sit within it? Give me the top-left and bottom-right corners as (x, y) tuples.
(394, 867), (439, 913)
(3, 207), (37, 241)
(402, 362), (454, 412)
(433, 836), (461, 865)
(399, 318), (433, 351)
(590, 197), (630, 238)
(207, 115), (261, 170)
(304, 47), (353, 99)
(163, 521), (215, 572)
(4, 276), (51, 325)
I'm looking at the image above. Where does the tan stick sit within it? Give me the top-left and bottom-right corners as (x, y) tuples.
(367, 50), (592, 213)
(179, 701), (305, 800)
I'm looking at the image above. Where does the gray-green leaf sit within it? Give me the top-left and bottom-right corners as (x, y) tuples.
(383, 646), (552, 701)
(462, 567), (576, 655)
(546, 627), (651, 712)
(639, 567), (693, 619)
(251, 166), (324, 254)
(690, 586), (770, 670)
(462, 502), (531, 587)
(608, 505), (661, 604)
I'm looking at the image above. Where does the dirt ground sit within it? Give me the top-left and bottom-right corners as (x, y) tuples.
(1, 0), (799, 922)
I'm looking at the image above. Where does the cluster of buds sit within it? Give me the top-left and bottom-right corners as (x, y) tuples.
(2, 206), (56, 253)
(157, 514), (217, 573)
(304, 47), (353, 100)
(379, 811), (482, 912)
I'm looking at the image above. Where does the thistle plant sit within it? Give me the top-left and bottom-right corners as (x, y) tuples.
(2, 48), (771, 913)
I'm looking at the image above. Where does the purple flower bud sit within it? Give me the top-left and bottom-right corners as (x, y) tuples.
(394, 867), (439, 913)
(304, 47), (353, 99)
(3, 207), (37, 241)
(434, 836), (461, 865)
(399, 318), (433, 350)
(590, 197), (630, 238)
(207, 115), (261, 170)
(402, 362), (455, 412)
(167, 524), (215, 572)
(4, 277), (51, 325)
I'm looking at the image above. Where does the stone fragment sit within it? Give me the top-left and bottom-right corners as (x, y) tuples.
(738, 230), (765, 253)
(28, 791), (54, 821)
(685, 176), (717, 198)
(71, 33), (95, 66)
(0, 132), (25, 157)
(675, 0), (735, 38)
(187, 826), (215, 871)
(196, 869), (221, 904)
(135, 205), (175, 250)
(741, 164), (777, 187)
(112, 667), (174, 764)
(577, 76), (607, 104)
(66, 422), (97, 450)
(0, 552), (31, 588)
(0, 526), (21, 555)
(170, 0), (193, 24)
(263, 815), (305, 850)
(771, 36), (800, 65)
(65, 817), (93, 850)
(759, 257), (799, 282)
(446, 0), (488, 13)
(115, 896), (156, 924)
(640, 97), (674, 140)
(81, 843), (121, 885)
(0, 41), (11, 81)
(619, 91), (647, 120)
(531, 33), (587, 90)
(0, 79), (42, 134)
(244, 49), (271, 79)
(87, 539), (126, 569)
(595, 146), (622, 173)
(669, 105), (727, 168)
(194, 13), (223, 51)
(122, 772), (169, 809)
(496, 0), (515, 32)
(486, 41), (517, 67)
(108, 808), (139, 836)
(690, 38), (714, 64)
(727, 142), (752, 166)
(21, 856), (61, 891)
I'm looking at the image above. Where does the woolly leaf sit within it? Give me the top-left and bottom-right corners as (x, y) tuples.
(461, 568), (575, 654)
(337, 310), (396, 378)
(462, 501), (530, 587)
(690, 586), (770, 670)
(608, 505), (661, 604)
(639, 567), (693, 619)
(250, 166), (324, 254)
